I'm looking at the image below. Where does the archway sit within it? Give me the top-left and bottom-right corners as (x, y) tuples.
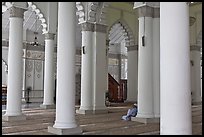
(107, 20), (135, 102)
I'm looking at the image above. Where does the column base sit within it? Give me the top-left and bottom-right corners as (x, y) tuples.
(131, 117), (160, 124)
(2, 114), (26, 121)
(40, 104), (56, 109)
(76, 109), (94, 115)
(48, 126), (82, 135)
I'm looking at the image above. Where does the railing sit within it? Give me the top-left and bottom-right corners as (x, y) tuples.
(108, 73), (127, 103)
(120, 79), (127, 101)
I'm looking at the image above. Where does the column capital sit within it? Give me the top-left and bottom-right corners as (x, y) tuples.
(137, 6), (154, 17)
(126, 45), (138, 52)
(45, 33), (55, 40)
(94, 23), (107, 33)
(80, 22), (94, 32)
(9, 6), (25, 18)
(134, 4), (160, 18)
(134, 2), (160, 9)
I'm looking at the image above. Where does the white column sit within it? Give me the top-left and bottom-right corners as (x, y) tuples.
(40, 33), (55, 109)
(92, 23), (108, 114)
(126, 45), (138, 102)
(152, 8), (160, 118)
(137, 10), (154, 119)
(3, 6), (26, 121)
(48, 2), (82, 135)
(190, 46), (201, 105)
(76, 22), (94, 114)
(160, 2), (192, 135)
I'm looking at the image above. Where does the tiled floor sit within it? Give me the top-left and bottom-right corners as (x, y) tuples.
(2, 102), (202, 135)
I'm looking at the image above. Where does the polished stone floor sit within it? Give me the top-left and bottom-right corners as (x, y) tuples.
(2, 102), (202, 135)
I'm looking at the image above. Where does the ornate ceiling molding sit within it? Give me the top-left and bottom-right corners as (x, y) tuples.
(76, 2), (85, 24)
(76, 2), (110, 25)
(99, 2), (110, 25)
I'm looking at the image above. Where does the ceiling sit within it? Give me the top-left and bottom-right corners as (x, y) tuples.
(2, 2), (202, 41)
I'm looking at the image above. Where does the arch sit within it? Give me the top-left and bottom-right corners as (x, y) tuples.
(108, 19), (135, 47)
(88, 2), (99, 23)
(76, 2), (85, 24)
(2, 2), (48, 34)
(27, 2), (48, 34)
(2, 2), (12, 12)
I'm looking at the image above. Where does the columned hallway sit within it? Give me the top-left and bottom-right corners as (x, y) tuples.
(2, 103), (202, 135)
(2, 2), (202, 135)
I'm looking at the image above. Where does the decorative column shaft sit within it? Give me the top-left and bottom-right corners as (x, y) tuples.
(40, 33), (55, 109)
(126, 45), (138, 102)
(160, 2), (192, 135)
(3, 6), (26, 121)
(137, 6), (154, 118)
(48, 2), (82, 135)
(77, 22), (94, 114)
(190, 45), (201, 105)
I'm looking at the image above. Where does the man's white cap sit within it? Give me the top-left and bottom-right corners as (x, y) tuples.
(134, 103), (137, 106)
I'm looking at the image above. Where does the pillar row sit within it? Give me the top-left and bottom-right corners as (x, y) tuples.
(3, 6), (26, 121)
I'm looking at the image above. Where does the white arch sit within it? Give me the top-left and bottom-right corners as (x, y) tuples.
(2, 2), (48, 34)
(27, 2), (48, 34)
(76, 2), (85, 24)
(108, 20), (135, 46)
(99, 2), (110, 25)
